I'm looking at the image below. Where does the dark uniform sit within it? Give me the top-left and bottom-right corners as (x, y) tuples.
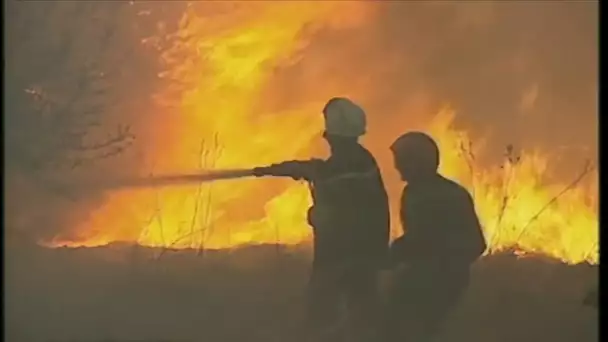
(256, 143), (390, 339)
(385, 173), (486, 342)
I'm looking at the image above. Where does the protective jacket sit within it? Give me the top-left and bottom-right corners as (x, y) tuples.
(257, 144), (390, 269)
(390, 174), (486, 268)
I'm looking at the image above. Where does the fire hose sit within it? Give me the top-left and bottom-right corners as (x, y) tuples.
(40, 163), (307, 201)
(106, 168), (259, 189)
(104, 164), (302, 190)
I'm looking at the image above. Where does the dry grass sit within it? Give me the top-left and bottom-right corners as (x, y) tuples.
(5, 242), (598, 342)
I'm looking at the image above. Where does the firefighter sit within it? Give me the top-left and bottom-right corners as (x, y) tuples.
(253, 97), (390, 341)
(383, 131), (487, 342)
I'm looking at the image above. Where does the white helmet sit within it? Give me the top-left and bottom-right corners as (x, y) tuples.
(322, 97), (366, 137)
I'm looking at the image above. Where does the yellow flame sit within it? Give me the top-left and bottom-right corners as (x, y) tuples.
(45, 2), (598, 265)
(427, 109), (598, 264)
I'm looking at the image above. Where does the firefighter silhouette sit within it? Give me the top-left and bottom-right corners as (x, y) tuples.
(383, 131), (487, 342)
(253, 97), (390, 341)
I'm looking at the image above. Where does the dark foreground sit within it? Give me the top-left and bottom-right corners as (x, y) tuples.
(5, 242), (598, 342)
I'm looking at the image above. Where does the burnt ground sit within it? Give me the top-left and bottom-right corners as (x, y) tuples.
(5, 242), (598, 342)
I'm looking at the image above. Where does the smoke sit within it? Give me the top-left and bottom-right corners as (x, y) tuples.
(5, 1), (597, 243)
(271, 1), (597, 168)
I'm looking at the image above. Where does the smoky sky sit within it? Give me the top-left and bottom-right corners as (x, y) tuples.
(272, 1), (598, 168)
(387, 1), (598, 159)
(4, 1), (598, 242)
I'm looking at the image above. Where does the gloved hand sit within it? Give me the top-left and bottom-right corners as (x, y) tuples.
(252, 161), (309, 179)
(252, 164), (290, 177)
(280, 161), (307, 180)
(252, 167), (270, 177)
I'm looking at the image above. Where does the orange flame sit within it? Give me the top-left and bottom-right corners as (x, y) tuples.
(45, 2), (598, 265)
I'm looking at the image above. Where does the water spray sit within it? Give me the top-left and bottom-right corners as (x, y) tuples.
(106, 168), (258, 190)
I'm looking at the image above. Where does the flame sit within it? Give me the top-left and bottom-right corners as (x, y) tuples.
(426, 109), (598, 264)
(44, 2), (598, 265)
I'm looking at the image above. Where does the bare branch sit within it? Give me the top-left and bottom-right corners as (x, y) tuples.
(515, 160), (596, 242)
(6, 2), (142, 175)
(489, 144), (520, 249)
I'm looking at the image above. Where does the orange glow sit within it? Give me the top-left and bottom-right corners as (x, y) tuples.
(43, 2), (598, 265)
(426, 108), (598, 264)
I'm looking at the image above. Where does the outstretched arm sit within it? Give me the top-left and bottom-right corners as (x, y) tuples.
(253, 159), (324, 181)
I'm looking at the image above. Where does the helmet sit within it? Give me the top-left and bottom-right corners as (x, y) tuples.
(390, 131), (440, 171)
(322, 97), (366, 137)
